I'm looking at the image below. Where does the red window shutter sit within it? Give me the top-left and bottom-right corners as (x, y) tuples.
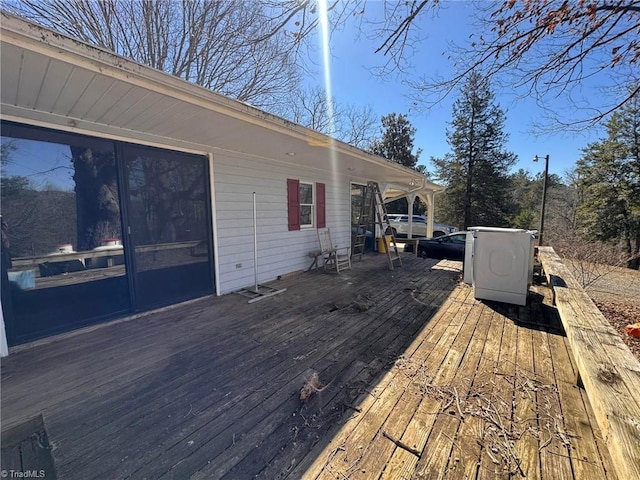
(287, 178), (300, 231)
(316, 182), (326, 228)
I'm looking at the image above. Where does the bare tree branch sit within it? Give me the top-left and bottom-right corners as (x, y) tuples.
(374, 0), (431, 56)
(397, 0), (640, 129)
(262, 0), (639, 129)
(278, 85), (377, 148)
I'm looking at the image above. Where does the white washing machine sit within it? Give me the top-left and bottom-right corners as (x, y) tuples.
(469, 227), (535, 306)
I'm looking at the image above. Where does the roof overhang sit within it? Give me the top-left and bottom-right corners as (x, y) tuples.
(0, 12), (443, 200)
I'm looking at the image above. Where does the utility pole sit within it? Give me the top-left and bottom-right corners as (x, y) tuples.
(533, 155), (549, 246)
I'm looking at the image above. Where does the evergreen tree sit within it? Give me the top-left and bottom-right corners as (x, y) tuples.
(576, 91), (640, 269)
(508, 168), (566, 233)
(432, 72), (517, 229)
(370, 113), (427, 216)
(370, 113), (422, 169)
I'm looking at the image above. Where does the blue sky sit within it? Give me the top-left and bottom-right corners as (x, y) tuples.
(312, 1), (607, 179)
(2, 139), (74, 190)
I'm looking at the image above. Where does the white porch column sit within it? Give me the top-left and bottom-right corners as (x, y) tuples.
(424, 192), (435, 238)
(407, 193), (417, 239)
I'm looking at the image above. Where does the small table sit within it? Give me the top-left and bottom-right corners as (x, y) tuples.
(404, 238), (419, 256)
(307, 250), (323, 271)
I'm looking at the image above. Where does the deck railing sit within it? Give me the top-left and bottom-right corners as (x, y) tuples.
(537, 246), (640, 480)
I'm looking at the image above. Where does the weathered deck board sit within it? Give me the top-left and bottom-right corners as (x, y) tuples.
(1, 254), (619, 479)
(539, 247), (640, 480)
(289, 286), (474, 480)
(410, 296), (489, 480)
(292, 267), (616, 480)
(475, 304), (519, 480)
(66, 296), (406, 476)
(534, 322), (574, 480)
(343, 287), (479, 480)
(438, 304), (496, 480)
(457, 307), (506, 480)
(512, 320), (542, 480)
(548, 332), (614, 479)
(252, 275), (459, 480)
(163, 287), (428, 479)
(376, 295), (488, 480)
(218, 275), (454, 480)
(51, 258), (456, 479)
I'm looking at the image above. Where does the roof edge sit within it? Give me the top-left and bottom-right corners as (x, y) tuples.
(0, 11), (436, 185)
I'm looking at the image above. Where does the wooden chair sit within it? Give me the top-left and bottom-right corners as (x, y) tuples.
(317, 228), (352, 273)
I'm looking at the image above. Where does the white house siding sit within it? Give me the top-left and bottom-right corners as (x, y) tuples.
(213, 151), (352, 294)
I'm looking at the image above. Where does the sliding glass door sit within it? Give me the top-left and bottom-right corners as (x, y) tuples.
(1, 123), (130, 343)
(121, 144), (213, 312)
(1, 122), (214, 345)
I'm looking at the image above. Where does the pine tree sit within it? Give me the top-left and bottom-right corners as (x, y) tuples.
(370, 113), (427, 215)
(370, 113), (422, 169)
(576, 90), (640, 269)
(432, 72), (517, 229)
(508, 168), (566, 234)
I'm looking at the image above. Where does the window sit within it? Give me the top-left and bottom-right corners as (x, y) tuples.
(442, 233), (467, 244)
(287, 179), (325, 230)
(299, 182), (314, 227)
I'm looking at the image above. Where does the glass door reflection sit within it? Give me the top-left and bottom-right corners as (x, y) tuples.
(1, 123), (129, 344)
(122, 145), (213, 311)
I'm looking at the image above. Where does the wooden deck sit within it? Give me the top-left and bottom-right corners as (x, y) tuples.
(1, 254), (618, 479)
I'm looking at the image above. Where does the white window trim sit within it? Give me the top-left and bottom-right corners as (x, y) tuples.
(299, 181), (315, 229)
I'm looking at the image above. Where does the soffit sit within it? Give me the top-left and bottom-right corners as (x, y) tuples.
(0, 14), (442, 198)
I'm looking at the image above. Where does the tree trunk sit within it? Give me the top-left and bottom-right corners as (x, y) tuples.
(71, 147), (120, 251)
(464, 108), (475, 230)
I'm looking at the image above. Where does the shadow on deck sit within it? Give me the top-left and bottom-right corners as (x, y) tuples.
(0, 254), (616, 479)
